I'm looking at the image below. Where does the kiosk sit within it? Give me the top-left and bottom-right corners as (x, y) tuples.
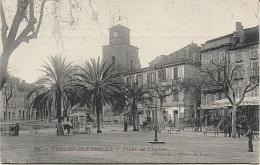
(70, 103), (92, 134)
(71, 112), (86, 134)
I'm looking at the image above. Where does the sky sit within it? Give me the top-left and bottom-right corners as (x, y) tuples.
(1, 0), (259, 83)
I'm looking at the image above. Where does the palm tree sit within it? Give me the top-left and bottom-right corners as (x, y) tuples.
(76, 57), (123, 133)
(27, 87), (54, 122)
(29, 55), (76, 124)
(124, 82), (148, 131)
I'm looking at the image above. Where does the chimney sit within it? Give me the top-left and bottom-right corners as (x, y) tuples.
(236, 22), (245, 43)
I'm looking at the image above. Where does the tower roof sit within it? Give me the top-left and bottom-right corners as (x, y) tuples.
(109, 24), (130, 31)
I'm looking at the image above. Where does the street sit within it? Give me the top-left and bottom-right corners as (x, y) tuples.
(1, 126), (259, 164)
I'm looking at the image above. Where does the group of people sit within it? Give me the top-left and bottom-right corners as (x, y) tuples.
(223, 122), (254, 152)
(223, 122), (232, 137)
(10, 123), (20, 136)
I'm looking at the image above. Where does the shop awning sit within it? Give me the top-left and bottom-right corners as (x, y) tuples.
(202, 96), (260, 109)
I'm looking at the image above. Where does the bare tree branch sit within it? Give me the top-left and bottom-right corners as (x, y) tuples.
(237, 83), (258, 105)
(0, 0), (8, 49)
(7, 0), (28, 44)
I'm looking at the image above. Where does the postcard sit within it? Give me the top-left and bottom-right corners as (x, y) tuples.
(0, 0), (259, 164)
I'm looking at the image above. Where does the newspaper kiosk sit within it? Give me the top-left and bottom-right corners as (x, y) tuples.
(70, 103), (92, 134)
(71, 112), (86, 134)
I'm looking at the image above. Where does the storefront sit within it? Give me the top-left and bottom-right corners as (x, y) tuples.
(201, 97), (259, 130)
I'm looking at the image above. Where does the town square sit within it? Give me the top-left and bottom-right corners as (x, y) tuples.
(1, 125), (259, 163)
(0, 0), (259, 164)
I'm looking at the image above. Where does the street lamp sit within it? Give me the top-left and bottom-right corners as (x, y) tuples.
(154, 94), (158, 142)
(148, 65), (165, 144)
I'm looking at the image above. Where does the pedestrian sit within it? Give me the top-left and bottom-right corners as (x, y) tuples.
(224, 124), (228, 137)
(237, 124), (242, 138)
(14, 123), (20, 136)
(246, 124), (253, 152)
(124, 120), (128, 132)
(228, 122), (232, 137)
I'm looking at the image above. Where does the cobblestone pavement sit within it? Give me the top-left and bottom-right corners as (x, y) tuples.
(0, 125), (259, 164)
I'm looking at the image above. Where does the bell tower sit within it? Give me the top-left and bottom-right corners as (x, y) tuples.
(109, 25), (130, 45)
(102, 23), (141, 72)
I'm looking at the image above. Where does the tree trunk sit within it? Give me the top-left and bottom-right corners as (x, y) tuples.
(158, 99), (163, 132)
(0, 51), (12, 91)
(193, 102), (198, 129)
(48, 109), (52, 123)
(28, 107), (31, 120)
(231, 104), (237, 138)
(136, 109), (139, 131)
(96, 97), (102, 133)
(132, 99), (137, 131)
(194, 102), (197, 118)
(132, 111), (137, 131)
(56, 92), (62, 123)
(97, 110), (102, 133)
(199, 105), (203, 131)
(41, 107), (43, 121)
(5, 102), (8, 122)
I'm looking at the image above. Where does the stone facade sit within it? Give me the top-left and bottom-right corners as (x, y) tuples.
(124, 43), (201, 127)
(201, 22), (259, 129)
(0, 78), (36, 122)
(102, 24), (141, 72)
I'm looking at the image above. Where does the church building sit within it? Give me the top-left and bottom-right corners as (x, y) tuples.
(102, 24), (141, 72)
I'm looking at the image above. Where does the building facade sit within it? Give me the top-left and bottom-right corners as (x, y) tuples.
(0, 77), (36, 122)
(124, 43), (201, 127)
(201, 22), (259, 130)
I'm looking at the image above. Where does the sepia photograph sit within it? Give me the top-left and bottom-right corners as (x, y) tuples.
(0, 0), (259, 164)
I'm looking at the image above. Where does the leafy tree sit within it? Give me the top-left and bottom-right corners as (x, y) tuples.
(76, 57), (123, 133)
(28, 87), (53, 122)
(29, 55), (76, 124)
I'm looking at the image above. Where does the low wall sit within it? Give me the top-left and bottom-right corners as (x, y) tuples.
(0, 122), (56, 131)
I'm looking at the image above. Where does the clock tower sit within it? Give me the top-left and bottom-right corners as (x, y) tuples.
(102, 24), (141, 72)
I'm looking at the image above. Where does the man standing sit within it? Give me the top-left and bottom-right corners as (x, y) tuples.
(228, 122), (232, 137)
(224, 124), (228, 137)
(14, 123), (20, 136)
(124, 120), (128, 132)
(246, 124), (253, 152)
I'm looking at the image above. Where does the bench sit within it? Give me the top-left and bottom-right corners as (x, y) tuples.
(0, 131), (9, 136)
(203, 128), (219, 137)
(0, 127), (8, 136)
(1, 126), (15, 136)
(103, 120), (118, 125)
(166, 127), (180, 134)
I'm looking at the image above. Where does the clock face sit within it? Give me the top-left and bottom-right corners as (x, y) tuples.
(112, 31), (119, 39)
